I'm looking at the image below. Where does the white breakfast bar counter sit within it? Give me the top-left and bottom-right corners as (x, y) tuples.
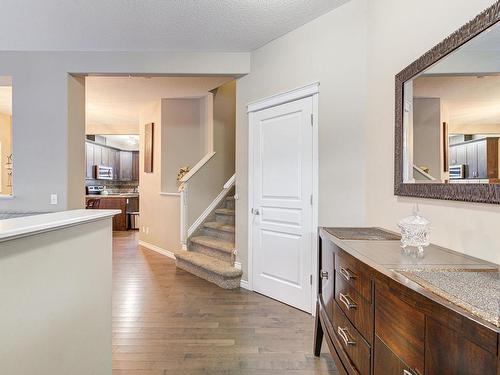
(0, 209), (119, 375)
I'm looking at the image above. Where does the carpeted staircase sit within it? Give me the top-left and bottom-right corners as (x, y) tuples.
(175, 194), (242, 289)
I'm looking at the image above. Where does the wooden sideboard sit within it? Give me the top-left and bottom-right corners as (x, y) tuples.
(314, 227), (500, 375)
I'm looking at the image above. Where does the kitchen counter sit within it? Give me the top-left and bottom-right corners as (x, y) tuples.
(85, 193), (139, 198)
(0, 209), (120, 243)
(320, 227), (500, 332)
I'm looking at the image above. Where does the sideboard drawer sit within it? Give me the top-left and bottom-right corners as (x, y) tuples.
(336, 250), (372, 302)
(332, 301), (371, 375)
(335, 272), (373, 344)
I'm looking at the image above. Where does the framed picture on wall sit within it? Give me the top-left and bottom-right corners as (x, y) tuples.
(144, 123), (154, 173)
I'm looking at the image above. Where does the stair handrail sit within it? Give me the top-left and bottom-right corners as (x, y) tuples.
(179, 151), (216, 183)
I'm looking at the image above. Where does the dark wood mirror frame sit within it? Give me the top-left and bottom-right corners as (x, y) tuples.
(395, 1), (500, 204)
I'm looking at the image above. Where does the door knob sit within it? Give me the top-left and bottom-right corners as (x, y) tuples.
(251, 208), (260, 215)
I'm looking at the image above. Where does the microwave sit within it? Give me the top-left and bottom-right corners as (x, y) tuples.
(449, 164), (466, 180)
(94, 165), (113, 180)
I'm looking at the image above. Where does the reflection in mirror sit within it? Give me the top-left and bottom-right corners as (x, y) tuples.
(0, 76), (12, 196)
(403, 21), (500, 184)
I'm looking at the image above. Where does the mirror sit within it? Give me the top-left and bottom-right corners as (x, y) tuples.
(395, 2), (500, 204)
(403, 22), (500, 184)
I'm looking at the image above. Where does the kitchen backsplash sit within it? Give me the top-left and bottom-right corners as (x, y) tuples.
(85, 179), (139, 194)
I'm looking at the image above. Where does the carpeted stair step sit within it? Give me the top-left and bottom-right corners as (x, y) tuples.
(190, 235), (234, 262)
(215, 208), (235, 224)
(175, 251), (242, 289)
(203, 222), (235, 242)
(225, 196), (235, 210)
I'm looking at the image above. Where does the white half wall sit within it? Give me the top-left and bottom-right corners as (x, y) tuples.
(0, 218), (113, 375)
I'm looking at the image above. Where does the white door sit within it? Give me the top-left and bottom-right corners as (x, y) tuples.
(251, 96), (313, 313)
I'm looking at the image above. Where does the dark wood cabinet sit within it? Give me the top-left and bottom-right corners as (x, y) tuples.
(315, 227), (500, 375)
(449, 137), (498, 179)
(320, 237), (335, 322)
(101, 146), (109, 166)
(85, 142), (94, 179)
(109, 149), (120, 180)
(87, 197), (127, 231)
(120, 151), (133, 181)
(85, 141), (138, 181)
(374, 337), (416, 375)
(132, 151), (139, 181)
(465, 142), (478, 178)
(425, 318), (497, 375)
(456, 144), (466, 165)
(375, 283), (425, 375)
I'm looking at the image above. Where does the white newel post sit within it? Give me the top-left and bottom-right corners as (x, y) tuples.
(179, 182), (188, 250)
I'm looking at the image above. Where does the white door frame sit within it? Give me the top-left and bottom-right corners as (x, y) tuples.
(247, 82), (319, 315)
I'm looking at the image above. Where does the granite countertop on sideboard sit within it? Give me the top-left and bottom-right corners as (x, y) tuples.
(320, 227), (500, 332)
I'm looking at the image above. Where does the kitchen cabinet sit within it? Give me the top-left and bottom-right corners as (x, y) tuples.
(101, 146), (109, 166)
(109, 149), (120, 180)
(85, 141), (138, 181)
(132, 151), (139, 181)
(85, 143), (94, 179)
(449, 137), (498, 179)
(120, 151), (133, 181)
(93, 144), (102, 166)
(466, 142), (478, 179)
(86, 196), (127, 230)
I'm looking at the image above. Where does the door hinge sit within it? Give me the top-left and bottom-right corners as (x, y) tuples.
(310, 114), (314, 126)
(309, 274), (313, 285)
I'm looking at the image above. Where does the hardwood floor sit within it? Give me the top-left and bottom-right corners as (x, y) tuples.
(112, 231), (338, 374)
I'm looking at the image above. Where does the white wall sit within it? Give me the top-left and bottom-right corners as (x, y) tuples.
(413, 98), (441, 179)
(161, 98), (206, 193)
(0, 51), (249, 212)
(365, 0), (500, 265)
(139, 101), (183, 253)
(236, 0), (368, 279)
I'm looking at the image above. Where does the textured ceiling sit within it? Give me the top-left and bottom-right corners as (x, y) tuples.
(0, 0), (348, 51)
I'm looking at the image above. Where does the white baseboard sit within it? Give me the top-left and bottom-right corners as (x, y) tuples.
(240, 279), (249, 290)
(138, 240), (175, 260)
(234, 261), (242, 270)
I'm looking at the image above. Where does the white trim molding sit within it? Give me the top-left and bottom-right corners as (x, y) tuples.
(159, 192), (181, 196)
(247, 82), (319, 315)
(247, 82), (319, 113)
(138, 240), (175, 260)
(240, 279), (249, 290)
(179, 151), (216, 183)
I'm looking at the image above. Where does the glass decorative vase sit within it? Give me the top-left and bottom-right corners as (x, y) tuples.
(397, 204), (430, 255)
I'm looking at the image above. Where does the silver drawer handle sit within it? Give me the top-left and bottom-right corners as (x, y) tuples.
(339, 267), (357, 281)
(337, 326), (356, 346)
(339, 292), (357, 310)
(320, 270), (329, 279)
(403, 371), (413, 375)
